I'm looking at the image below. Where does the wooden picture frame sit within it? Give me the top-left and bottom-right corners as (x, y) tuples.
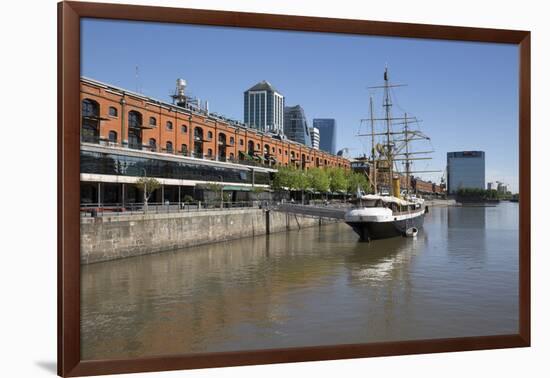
(58, 1), (530, 376)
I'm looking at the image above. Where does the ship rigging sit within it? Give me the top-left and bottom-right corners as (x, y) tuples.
(344, 67), (436, 241)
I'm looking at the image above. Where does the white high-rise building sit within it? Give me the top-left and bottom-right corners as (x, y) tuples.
(243, 81), (284, 134)
(309, 127), (320, 149)
(497, 182), (508, 194)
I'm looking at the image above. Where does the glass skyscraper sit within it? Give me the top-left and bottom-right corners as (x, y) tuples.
(313, 118), (337, 154)
(243, 81), (284, 134)
(446, 151), (485, 193)
(284, 105), (311, 147)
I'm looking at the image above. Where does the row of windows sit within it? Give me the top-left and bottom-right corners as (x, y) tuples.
(90, 100), (180, 132)
(83, 99), (342, 166)
(80, 151), (271, 185)
(147, 117), (173, 130)
(104, 129), (331, 163)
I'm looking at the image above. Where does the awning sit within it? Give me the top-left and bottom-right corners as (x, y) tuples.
(223, 185), (251, 191)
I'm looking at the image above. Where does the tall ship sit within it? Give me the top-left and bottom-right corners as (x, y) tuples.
(344, 67), (436, 241)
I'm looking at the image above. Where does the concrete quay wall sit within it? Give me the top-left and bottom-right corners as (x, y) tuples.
(424, 199), (457, 207)
(81, 209), (337, 264)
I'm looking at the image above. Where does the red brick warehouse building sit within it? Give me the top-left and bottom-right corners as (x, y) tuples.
(79, 77), (350, 206)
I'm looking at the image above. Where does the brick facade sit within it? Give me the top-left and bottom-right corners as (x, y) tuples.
(80, 78), (350, 170)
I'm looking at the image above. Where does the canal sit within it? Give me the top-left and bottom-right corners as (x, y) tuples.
(81, 202), (519, 360)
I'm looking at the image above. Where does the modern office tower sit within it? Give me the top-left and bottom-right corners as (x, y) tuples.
(309, 127), (320, 149)
(446, 151), (486, 194)
(243, 80), (284, 134)
(497, 182), (509, 194)
(313, 118), (337, 154)
(284, 105), (312, 146)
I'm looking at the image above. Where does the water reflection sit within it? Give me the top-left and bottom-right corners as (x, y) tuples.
(347, 235), (423, 279)
(81, 204), (519, 360)
(447, 206), (487, 229)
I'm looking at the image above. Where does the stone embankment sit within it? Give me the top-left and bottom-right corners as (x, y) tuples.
(81, 208), (337, 264)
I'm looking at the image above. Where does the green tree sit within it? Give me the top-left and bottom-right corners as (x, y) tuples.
(307, 167), (330, 193)
(347, 172), (371, 194)
(272, 166), (294, 190)
(328, 167), (348, 193)
(135, 177), (161, 211)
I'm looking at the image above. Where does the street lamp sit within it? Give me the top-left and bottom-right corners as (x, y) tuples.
(142, 168), (148, 211)
(219, 175), (224, 208)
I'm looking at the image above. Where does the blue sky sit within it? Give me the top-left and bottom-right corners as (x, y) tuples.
(81, 19), (519, 192)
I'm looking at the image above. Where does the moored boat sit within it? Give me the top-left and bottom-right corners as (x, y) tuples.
(344, 66), (436, 242)
(345, 195), (426, 241)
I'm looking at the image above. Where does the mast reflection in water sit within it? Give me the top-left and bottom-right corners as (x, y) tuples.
(81, 203), (519, 360)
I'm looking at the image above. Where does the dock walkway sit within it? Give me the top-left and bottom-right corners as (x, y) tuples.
(273, 204), (348, 220)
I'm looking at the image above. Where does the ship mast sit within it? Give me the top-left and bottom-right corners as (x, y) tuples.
(382, 66), (394, 196)
(404, 112), (410, 195)
(369, 95), (377, 193)
(358, 66), (438, 197)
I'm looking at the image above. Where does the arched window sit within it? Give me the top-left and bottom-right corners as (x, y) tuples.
(128, 111), (143, 149)
(149, 138), (157, 152)
(81, 99), (100, 143)
(229, 152), (235, 160)
(149, 117), (157, 127)
(194, 127), (203, 141)
(166, 121), (173, 131)
(207, 148), (213, 157)
(181, 125), (187, 133)
(82, 98), (99, 117)
(239, 139), (244, 146)
(193, 127), (204, 157)
(247, 140), (255, 156)
(218, 133), (227, 160)
(256, 143), (260, 151)
(207, 131), (213, 140)
(181, 144), (188, 156)
(166, 141), (173, 153)
(108, 131), (118, 143)
(229, 137), (235, 145)
(264, 144), (270, 155)
(108, 106), (118, 117)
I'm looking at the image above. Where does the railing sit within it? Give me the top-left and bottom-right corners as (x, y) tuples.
(80, 201), (271, 217)
(80, 199), (354, 218)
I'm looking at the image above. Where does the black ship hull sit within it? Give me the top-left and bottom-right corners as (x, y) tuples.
(346, 212), (425, 241)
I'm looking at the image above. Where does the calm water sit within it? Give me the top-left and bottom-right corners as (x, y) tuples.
(81, 203), (519, 360)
